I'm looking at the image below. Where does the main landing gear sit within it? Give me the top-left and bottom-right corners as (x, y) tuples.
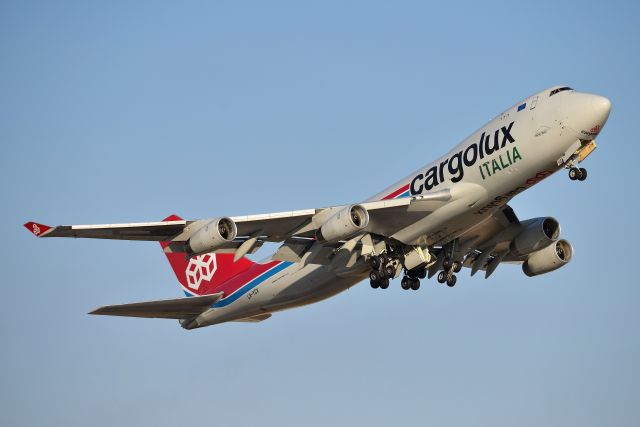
(369, 253), (395, 289)
(437, 260), (460, 287)
(437, 240), (462, 287)
(369, 270), (390, 289)
(400, 267), (426, 291)
(368, 251), (427, 291)
(368, 245), (465, 291)
(568, 166), (587, 181)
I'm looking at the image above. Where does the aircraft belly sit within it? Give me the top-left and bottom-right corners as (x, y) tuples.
(392, 182), (490, 245)
(194, 263), (365, 326)
(263, 264), (364, 312)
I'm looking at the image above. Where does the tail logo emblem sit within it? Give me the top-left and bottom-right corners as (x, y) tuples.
(185, 254), (217, 290)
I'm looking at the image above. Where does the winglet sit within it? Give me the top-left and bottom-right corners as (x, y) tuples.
(24, 221), (53, 237)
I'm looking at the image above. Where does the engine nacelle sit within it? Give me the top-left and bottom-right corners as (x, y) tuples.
(510, 217), (561, 256)
(318, 204), (369, 243)
(187, 217), (237, 254)
(522, 239), (573, 277)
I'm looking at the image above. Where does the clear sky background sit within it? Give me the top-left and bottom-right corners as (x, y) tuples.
(2, 1), (639, 426)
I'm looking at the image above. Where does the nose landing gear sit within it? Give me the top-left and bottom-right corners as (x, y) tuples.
(568, 167), (587, 181)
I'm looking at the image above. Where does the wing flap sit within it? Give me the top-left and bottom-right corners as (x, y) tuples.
(89, 292), (223, 319)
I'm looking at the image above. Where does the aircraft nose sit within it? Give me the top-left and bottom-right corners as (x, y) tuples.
(563, 92), (612, 139)
(591, 95), (612, 125)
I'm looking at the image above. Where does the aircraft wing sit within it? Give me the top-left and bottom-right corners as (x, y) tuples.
(23, 197), (421, 244)
(23, 212), (316, 243)
(89, 292), (223, 319)
(24, 220), (189, 241)
(24, 197), (555, 278)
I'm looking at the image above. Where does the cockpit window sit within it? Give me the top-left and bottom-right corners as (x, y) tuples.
(549, 87), (573, 96)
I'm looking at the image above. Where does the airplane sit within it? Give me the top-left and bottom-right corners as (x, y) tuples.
(25, 85), (611, 329)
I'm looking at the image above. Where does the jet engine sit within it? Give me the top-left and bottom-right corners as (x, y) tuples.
(522, 239), (573, 277)
(318, 204), (369, 243)
(187, 217), (237, 254)
(510, 217), (561, 256)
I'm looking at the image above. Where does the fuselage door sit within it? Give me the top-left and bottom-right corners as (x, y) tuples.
(529, 96), (539, 110)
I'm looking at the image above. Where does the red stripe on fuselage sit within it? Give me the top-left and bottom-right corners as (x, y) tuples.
(382, 183), (410, 200)
(213, 260), (282, 298)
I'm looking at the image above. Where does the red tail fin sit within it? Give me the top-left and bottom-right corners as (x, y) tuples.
(160, 215), (255, 296)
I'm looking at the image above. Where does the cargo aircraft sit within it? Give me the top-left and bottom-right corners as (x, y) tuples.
(25, 86), (611, 329)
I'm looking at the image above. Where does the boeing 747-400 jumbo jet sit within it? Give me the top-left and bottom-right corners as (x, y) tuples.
(25, 86), (611, 329)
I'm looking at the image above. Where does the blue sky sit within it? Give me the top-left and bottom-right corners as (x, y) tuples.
(2, 1), (639, 426)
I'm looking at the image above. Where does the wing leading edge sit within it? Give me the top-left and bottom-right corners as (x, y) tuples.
(24, 220), (188, 241)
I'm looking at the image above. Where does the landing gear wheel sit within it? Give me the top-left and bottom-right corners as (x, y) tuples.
(379, 253), (389, 265)
(443, 259), (452, 271)
(578, 167), (587, 181)
(410, 278), (421, 290)
(452, 261), (462, 273)
(370, 257), (381, 270)
(569, 167), (580, 181)
(385, 265), (396, 278)
(379, 278), (390, 289)
(370, 279), (379, 289)
(414, 268), (427, 279)
(446, 274), (457, 287)
(437, 271), (447, 284)
(370, 270), (381, 282)
(401, 276), (411, 290)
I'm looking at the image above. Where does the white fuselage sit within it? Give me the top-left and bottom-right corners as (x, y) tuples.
(198, 87), (611, 326)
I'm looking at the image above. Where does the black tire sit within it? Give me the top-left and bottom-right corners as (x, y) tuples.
(379, 278), (390, 289)
(370, 279), (379, 289)
(410, 278), (421, 290)
(446, 274), (457, 287)
(452, 261), (462, 273)
(369, 270), (381, 282)
(401, 276), (411, 290)
(578, 167), (587, 181)
(385, 265), (396, 278)
(379, 253), (389, 265)
(437, 271), (447, 283)
(569, 168), (579, 180)
(443, 259), (452, 271)
(414, 268), (427, 279)
(370, 257), (381, 270)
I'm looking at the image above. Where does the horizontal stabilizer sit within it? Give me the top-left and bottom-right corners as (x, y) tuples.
(89, 292), (223, 319)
